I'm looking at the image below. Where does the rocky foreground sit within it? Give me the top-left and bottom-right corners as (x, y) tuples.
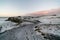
(0, 16), (60, 40)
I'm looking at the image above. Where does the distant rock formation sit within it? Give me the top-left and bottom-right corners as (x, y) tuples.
(6, 17), (23, 24)
(6, 16), (41, 24)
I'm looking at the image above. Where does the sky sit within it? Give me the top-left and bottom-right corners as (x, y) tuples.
(0, 0), (60, 17)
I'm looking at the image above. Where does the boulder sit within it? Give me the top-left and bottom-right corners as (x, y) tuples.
(6, 17), (23, 24)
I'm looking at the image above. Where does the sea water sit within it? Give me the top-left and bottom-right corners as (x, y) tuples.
(0, 17), (17, 33)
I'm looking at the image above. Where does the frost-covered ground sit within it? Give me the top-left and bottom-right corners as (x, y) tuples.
(0, 15), (60, 40)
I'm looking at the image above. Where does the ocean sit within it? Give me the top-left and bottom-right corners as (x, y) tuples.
(0, 17), (17, 33)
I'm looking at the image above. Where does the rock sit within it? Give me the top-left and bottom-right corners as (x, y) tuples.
(0, 26), (2, 31)
(33, 20), (41, 24)
(0, 26), (2, 33)
(6, 16), (41, 25)
(43, 33), (60, 40)
(6, 17), (23, 24)
(52, 14), (56, 16)
(35, 26), (38, 28)
(22, 19), (41, 24)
